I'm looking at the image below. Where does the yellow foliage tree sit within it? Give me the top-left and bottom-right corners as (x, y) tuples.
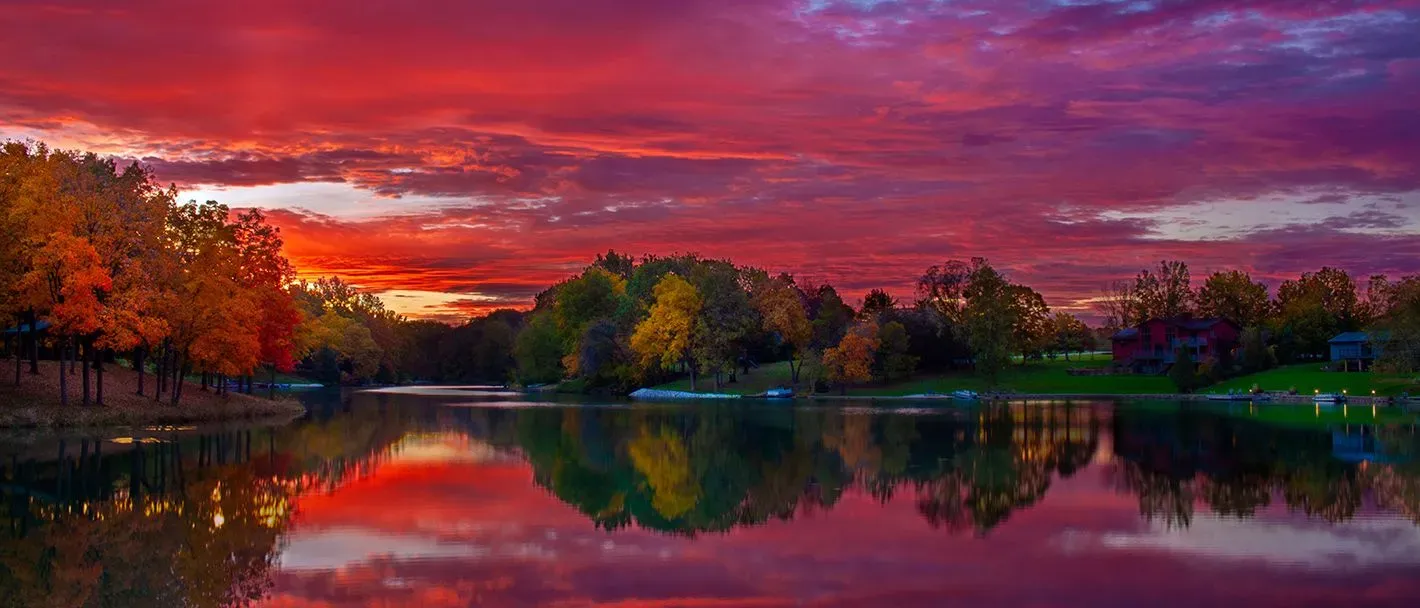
(630, 274), (702, 389)
(753, 275), (812, 384)
(821, 320), (880, 394)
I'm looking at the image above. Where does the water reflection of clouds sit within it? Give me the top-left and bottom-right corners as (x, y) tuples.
(1094, 514), (1420, 569)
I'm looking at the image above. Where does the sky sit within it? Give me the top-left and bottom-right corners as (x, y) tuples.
(2, 0), (1419, 321)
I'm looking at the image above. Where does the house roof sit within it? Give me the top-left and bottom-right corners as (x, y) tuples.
(1153, 316), (1235, 331)
(1, 320), (50, 336)
(1111, 328), (1139, 341)
(1329, 331), (1388, 344)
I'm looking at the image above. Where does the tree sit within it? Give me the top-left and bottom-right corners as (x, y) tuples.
(960, 260), (1017, 386)
(753, 275), (812, 383)
(875, 320), (917, 383)
(1010, 285), (1051, 361)
(1169, 347), (1201, 393)
(1049, 312), (1090, 361)
(689, 261), (756, 390)
(808, 284), (852, 351)
(1133, 260), (1192, 320)
(860, 289), (897, 320)
(1274, 267), (1361, 359)
(1095, 279), (1141, 331)
(1196, 270), (1269, 327)
(630, 274), (703, 389)
(1372, 276), (1420, 373)
(1237, 326), (1277, 374)
(514, 311), (565, 384)
(822, 320), (880, 394)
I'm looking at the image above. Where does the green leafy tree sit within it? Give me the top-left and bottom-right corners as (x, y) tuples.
(514, 311), (565, 384)
(1169, 346), (1201, 393)
(1196, 270), (1269, 327)
(874, 320), (917, 383)
(1133, 260), (1193, 320)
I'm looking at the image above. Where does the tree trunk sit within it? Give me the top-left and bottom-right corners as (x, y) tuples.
(13, 314), (20, 386)
(171, 356), (186, 406)
(80, 338), (91, 406)
(687, 358), (697, 392)
(134, 348), (145, 396)
(789, 358), (801, 384)
(26, 308), (38, 375)
(155, 345), (166, 401)
(201, 371), (208, 392)
(94, 347), (104, 406)
(59, 338), (69, 407)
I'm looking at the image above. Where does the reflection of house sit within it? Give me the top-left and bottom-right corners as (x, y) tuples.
(1328, 332), (1384, 371)
(1111, 317), (1241, 374)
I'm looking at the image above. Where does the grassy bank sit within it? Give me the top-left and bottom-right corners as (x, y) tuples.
(1209, 363), (1418, 397)
(0, 360), (306, 428)
(652, 355), (1420, 399)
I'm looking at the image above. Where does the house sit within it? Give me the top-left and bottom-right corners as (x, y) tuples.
(1328, 331), (1384, 371)
(1111, 316), (1242, 374)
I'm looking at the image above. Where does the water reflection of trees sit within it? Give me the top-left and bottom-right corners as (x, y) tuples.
(0, 400), (414, 608)
(510, 403), (1105, 536)
(508, 403), (1420, 536)
(1108, 408), (1420, 528)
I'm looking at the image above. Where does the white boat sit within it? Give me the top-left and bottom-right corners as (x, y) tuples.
(951, 390), (980, 400)
(763, 388), (794, 398)
(1206, 391), (1255, 401)
(1313, 393), (1346, 404)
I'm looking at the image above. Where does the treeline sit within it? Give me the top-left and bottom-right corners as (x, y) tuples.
(505, 252), (1093, 392)
(0, 140), (519, 406)
(0, 142), (304, 405)
(1096, 260), (1420, 382)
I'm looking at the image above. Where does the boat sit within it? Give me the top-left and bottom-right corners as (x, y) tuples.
(1313, 393), (1347, 404)
(763, 388), (795, 399)
(1206, 390), (1259, 401)
(951, 390), (980, 400)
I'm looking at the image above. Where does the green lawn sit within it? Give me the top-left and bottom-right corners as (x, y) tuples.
(848, 353), (1175, 396)
(652, 356), (1420, 398)
(653, 361), (800, 395)
(1209, 363), (1420, 397)
(653, 353), (1176, 396)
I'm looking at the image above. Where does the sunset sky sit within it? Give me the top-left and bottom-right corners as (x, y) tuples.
(2, 0), (1418, 321)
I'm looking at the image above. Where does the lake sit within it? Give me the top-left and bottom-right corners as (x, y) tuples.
(2, 388), (1419, 607)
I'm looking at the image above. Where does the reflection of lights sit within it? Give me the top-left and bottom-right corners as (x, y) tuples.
(213, 512), (225, 528)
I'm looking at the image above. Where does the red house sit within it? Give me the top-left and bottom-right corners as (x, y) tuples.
(1111, 317), (1241, 374)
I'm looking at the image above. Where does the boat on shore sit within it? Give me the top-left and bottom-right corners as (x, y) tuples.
(951, 390), (980, 400)
(1206, 390), (1268, 401)
(763, 388), (794, 399)
(1313, 392), (1347, 404)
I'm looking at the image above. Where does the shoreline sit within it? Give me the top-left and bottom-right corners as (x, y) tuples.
(630, 388), (1402, 406)
(0, 361), (308, 429)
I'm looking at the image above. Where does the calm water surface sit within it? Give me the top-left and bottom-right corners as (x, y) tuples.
(2, 389), (1419, 607)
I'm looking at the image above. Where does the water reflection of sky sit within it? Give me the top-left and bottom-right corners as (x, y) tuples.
(259, 432), (1420, 608)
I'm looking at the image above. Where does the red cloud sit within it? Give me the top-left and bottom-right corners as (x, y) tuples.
(2, 0), (1419, 319)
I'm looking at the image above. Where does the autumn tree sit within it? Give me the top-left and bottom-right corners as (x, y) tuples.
(1195, 270), (1269, 328)
(753, 275), (812, 383)
(689, 261), (756, 389)
(631, 274), (703, 389)
(822, 319), (880, 394)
